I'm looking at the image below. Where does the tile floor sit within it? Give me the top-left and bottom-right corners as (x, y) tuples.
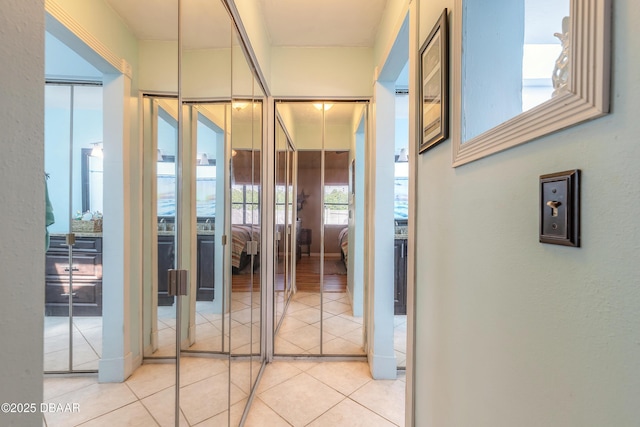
(273, 290), (406, 367)
(43, 294), (406, 370)
(150, 291), (405, 365)
(43, 360), (405, 426)
(42, 291), (406, 425)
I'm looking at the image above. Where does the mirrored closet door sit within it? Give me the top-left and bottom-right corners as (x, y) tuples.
(44, 82), (104, 373)
(139, 0), (265, 424)
(274, 116), (297, 339)
(273, 101), (367, 357)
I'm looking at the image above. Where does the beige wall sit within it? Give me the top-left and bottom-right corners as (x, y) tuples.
(271, 47), (374, 97)
(0, 1), (45, 425)
(413, 1), (640, 425)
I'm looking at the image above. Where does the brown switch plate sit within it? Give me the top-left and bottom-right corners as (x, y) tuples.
(539, 169), (580, 247)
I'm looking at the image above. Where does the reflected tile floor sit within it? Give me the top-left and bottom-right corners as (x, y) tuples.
(153, 293), (261, 357)
(274, 291), (365, 356)
(43, 301), (406, 371)
(43, 360), (405, 426)
(44, 316), (102, 372)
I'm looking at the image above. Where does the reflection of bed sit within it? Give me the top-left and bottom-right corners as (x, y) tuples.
(232, 225), (260, 273)
(338, 227), (349, 267)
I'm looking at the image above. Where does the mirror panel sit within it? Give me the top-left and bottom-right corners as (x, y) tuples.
(44, 83), (105, 372)
(461, 0), (570, 143)
(453, 0), (611, 166)
(274, 118), (295, 338)
(188, 102), (229, 354)
(44, 84), (72, 373)
(178, 0), (235, 424)
(227, 25), (261, 418)
(143, 96), (180, 360)
(249, 77), (264, 390)
(274, 103), (322, 355)
(273, 101), (366, 356)
(321, 103), (364, 355)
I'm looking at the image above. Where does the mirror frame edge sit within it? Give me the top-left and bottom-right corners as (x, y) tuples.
(451, 0), (612, 167)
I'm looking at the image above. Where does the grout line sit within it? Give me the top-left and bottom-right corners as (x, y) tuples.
(74, 401), (153, 427)
(43, 375), (98, 401)
(248, 395), (294, 426)
(302, 396), (347, 426)
(140, 396), (170, 427)
(345, 396), (403, 426)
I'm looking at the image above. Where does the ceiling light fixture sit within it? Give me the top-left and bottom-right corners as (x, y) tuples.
(313, 103), (333, 111)
(90, 142), (103, 158)
(232, 101), (248, 111)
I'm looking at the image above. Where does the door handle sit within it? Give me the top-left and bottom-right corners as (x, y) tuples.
(60, 292), (78, 298)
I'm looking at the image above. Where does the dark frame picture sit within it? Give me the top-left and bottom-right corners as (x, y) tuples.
(419, 8), (449, 154)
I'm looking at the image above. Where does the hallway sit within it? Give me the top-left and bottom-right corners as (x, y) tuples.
(42, 361), (405, 426)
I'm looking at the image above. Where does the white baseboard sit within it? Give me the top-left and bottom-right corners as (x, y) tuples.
(98, 351), (133, 383)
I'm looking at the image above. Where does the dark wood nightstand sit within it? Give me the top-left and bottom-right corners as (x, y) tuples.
(298, 228), (311, 257)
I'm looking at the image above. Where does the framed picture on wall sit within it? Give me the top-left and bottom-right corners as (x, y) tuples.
(419, 8), (449, 154)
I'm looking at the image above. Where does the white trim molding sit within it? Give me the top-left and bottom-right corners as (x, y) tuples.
(452, 0), (611, 167)
(45, 0), (132, 78)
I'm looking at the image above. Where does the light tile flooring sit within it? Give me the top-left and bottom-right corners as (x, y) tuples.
(274, 290), (406, 367)
(149, 291), (406, 366)
(43, 360), (405, 426)
(42, 291), (406, 425)
(44, 293), (405, 370)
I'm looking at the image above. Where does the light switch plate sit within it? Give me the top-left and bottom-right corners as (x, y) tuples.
(539, 169), (580, 247)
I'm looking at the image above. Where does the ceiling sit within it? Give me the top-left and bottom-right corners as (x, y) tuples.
(259, 0), (388, 47)
(104, 0), (389, 49)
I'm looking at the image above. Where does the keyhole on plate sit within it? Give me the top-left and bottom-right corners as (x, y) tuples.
(546, 200), (561, 217)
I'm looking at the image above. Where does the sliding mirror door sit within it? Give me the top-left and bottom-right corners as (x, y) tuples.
(225, 24), (266, 422)
(174, 0), (236, 423)
(44, 83), (104, 373)
(273, 101), (366, 357)
(322, 103), (361, 355)
(274, 117), (296, 337)
(274, 103), (322, 355)
(184, 102), (229, 355)
(144, 97), (180, 359)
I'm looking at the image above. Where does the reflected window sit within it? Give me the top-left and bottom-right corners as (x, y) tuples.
(196, 165), (216, 217)
(324, 185), (348, 225)
(275, 184), (294, 225)
(232, 184), (260, 224)
(157, 162), (176, 216)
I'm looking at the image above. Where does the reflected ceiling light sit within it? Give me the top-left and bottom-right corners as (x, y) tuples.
(90, 142), (103, 158)
(157, 149), (163, 162)
(231, 149), (238, 157)
(313, 103), (333, 111)
(199, 153), (209, 165)
(232, 101), (248, 111)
